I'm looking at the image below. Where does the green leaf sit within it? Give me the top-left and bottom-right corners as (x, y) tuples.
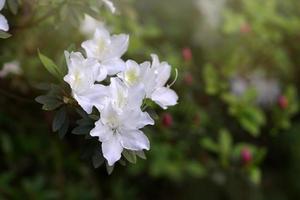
(52, 107), (66, 132)
(58, 117), (69, 139)
(0, 31), (11, 39)
(72, 125), (92, 135)
(135, 150), (146, 159)
(106, 163), (114, 175)
(200, 138), (219, 153)
(8, 0), (18, 15)
(122, 150), (137, 164)
(35, 95), (63, 111)
(92, 153), (105, 168)
(249, 167), (261, 185)
(38, 50), (63, 79)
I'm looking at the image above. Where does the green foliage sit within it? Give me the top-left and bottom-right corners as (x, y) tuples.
(1, 0), (300, 199)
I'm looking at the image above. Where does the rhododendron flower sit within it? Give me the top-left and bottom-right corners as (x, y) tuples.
(103, 0), (116, 14)
(0, 0), (9, 32)
(0, 61), (22, 77)
(63, 51), (107, 114)
(81, 27), (129, 75)
(105, 77), (145, 112)
(90, 79), (154, 165)
(80, 14), (105, 37)
(140, 54), (178, 109)
(119, 55), (178, 109)
(118, 60), (141, 87)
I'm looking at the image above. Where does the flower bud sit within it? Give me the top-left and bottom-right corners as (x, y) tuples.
(162, 113), (173, 128)
(240, 22), (251, 34)
(241, 148), (252, 165)
(278, 95), (289, 109)
(182, 47), (192, 62)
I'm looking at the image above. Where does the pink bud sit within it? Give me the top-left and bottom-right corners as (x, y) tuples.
(240, 22), (251, 34)
(183, 73), (194, 86)
(162, 113), (173, 128)
(241, 148), (252, 165)
(182, 47), (192, 62)
(278, 95), (289, 109)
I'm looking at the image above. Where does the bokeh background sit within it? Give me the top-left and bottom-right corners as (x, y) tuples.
(1, 0), (300, 199)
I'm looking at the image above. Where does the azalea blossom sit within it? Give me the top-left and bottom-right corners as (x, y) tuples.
(63, 51), (107, 114)
(81, 27), (129, 75)
(117, 60), (141, 87)
(0, 60), (22, 77)
(103, 0), (116, 14)
(90, 78), (154, 166)
(80, 14), (105, 37)
(120, 54), (178, 109)
(0, 0), (9, 32)
(105, 77), (145, 112)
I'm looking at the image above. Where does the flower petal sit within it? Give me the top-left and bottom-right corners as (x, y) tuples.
(102, 136), (123, 166)
(107, 34), (129, 59)
(74, 84), (107, 114)
(102, 58), (125, 75)
(0, 14), (9, 32)
(155, 62), (171, 87)
(90, 120), (113, 142)
(0, 0), (5, 11)
(151, 87), (178, 109)
(119, 129), (150, 151)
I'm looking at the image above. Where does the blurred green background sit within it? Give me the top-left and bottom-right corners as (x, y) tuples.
(1, 0), (300, 199)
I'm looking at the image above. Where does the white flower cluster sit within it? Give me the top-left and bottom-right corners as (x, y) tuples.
(64, 26), (178, 166)
(0, 0), (9, 32)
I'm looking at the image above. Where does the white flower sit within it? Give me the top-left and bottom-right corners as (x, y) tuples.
(118, 60), (141, 87)
(103, 0), (116, 14)
(80, 14), (105, 37)
(81, 27), (129, 75)
(120, 54), (178, 109)
(63, 51), (107, 114)
(105, 77), (145, 112)
(0, 0), (9, 32)
(0, 61), (22, 77)
(90, 86), (154, 166)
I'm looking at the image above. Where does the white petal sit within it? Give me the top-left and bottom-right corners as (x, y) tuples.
(155, 62), (171, 87)
(90, 120), (113, 142)
(106, 34), (129, 59)
(81, 40), (96, 59)
(119, 130), (150, 151)
(120, 60), (141, 86)
(150, 54), (160, 68)
(74, 84), (107, 114)
(121, 109), (154, 130)
(127, 84), (145, 108)
(103, 0), (116, 14)
(102, 136), (123, 166)
(151, 87), (178, 109)
(94, 26), (110, 41)
(102, 58), (125, 75)
(0, 0), (5, 11)
(0, 14), (9, 32)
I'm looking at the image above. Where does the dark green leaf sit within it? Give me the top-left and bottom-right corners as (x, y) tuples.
(106, 163), (114, 175)
(122, 150), (137, 164)
(92, 153), (105, 168)
(58, 117), (69, 139)
(52, 107), (66, 132)
(135, 150), (146, 159)
(72, 125), (92, 135)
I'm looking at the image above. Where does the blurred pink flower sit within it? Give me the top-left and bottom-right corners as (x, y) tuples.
(182, 47), (192, 62)
(162, 113), (173, 128)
